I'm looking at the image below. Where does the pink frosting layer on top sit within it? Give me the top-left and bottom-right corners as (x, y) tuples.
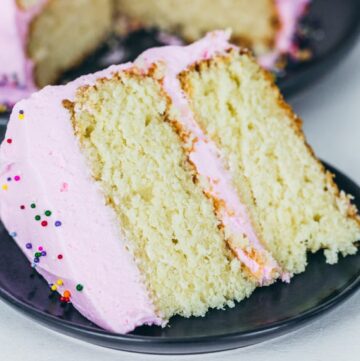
(0, 65), (163, 333)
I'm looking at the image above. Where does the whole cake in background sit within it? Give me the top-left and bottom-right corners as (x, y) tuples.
(0, 31), (359, 334)
(0, 0), (310, 111)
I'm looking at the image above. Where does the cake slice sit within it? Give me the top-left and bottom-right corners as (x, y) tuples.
(0, 31), (359, 333)
(115, 0), (310, 66)
(1, 0), (309, 110)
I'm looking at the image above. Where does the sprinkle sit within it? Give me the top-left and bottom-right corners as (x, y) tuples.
(50, 284), (57, 291)
(35, 252), (42, 258)
(60, 296), (70, 303)
(76, 284), (84, 292)
(63, 290), (71, 298)
(41, 220), (48, 227)
(25, 243), (32, 249)
(2, 184), (8, 191)
(55, 221), (62, 227)
(30, 203), (36, 209)
(44, 210), (52, 217)
(57, 254), (63, 260)
(6, 138), (12, 144)
(14, 175), (20, 182)
(56, 279), (63, 286)
(10, 232), (17, 237)
(35, 215), (41, 221)
(41, 251), (47, 257)
(20, 205), (25, 210)
(7, 177), (11, 182)
(34, 257), (40, 263)
(38, 246), (43, 251)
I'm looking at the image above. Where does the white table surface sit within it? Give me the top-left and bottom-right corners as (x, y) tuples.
(1, 40), (360, 361)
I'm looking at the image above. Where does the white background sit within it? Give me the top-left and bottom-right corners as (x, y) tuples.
(0, 40), (359, 360)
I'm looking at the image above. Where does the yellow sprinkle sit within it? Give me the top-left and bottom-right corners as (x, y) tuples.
(51, 284), (57, 291)
(2, 184), (8, 191)
(18, 114), (24, 120)
(56, 279), (63, 286)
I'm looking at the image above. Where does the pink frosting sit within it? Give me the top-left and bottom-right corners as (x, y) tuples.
(0, 31), (290, 333)
(0, 65), (163, 333)
(0, 0), (47, 107)
(136, 31), (280, 284)
(260, 0), (310, 68)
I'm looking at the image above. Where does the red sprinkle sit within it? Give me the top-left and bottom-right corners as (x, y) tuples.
(57, 254), (63, 260)
(14, 175), (20, 181)
(20, 205), (25, 210)
(41, 220), (48, 227)
(6, 138), (12, 144)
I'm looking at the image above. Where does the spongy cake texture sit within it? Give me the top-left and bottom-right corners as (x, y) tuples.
(180, 51), (360, 275)
(71, 71), (256, 320)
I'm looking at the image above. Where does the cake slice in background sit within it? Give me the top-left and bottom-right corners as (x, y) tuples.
(115, 0), (310, 68)
(0, 0), (309, 111)
(0, 31), (358, 334)
(0, 0), (113, 110)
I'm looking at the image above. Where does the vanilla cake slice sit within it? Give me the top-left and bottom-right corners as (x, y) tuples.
(0, 31), (359, 333)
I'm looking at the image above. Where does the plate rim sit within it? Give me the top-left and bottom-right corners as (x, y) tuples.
(0, 162), (359, 354)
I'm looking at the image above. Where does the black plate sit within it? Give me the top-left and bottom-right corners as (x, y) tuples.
(0, 111), (359, 354)
(59, 0), (360, 98)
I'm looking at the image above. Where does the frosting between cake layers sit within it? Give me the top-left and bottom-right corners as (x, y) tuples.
(0, 65), (163, 333)
(136, 31), (281, 284)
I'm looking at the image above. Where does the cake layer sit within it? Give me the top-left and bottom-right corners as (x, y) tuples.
(136, 31), (281, 284)
(0, 65), (162, 333)
(28, 0), (113, 87)
(179, 50), (360, 274)
(70, 69), (256, 319)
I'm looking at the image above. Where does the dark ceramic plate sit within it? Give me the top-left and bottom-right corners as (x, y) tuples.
(0, 118), (359, 354)
(59, 0), (360, 98)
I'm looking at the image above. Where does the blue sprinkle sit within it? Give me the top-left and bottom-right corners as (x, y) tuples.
(10, 232), (17, 237)
(41, 251), (47, 257)
(55, 221), (62, 227)
(25, 243), (32, 249)
(7, 177), (11, 182)
(34, 257), (40, 263)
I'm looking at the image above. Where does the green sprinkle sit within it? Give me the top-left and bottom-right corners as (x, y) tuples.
(76, 284), (84, 292)
(45, 210), (52, 217)
(35, 252), (41, 258)
(30, 203), (36, 209)
(35, 215), (41, 221)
